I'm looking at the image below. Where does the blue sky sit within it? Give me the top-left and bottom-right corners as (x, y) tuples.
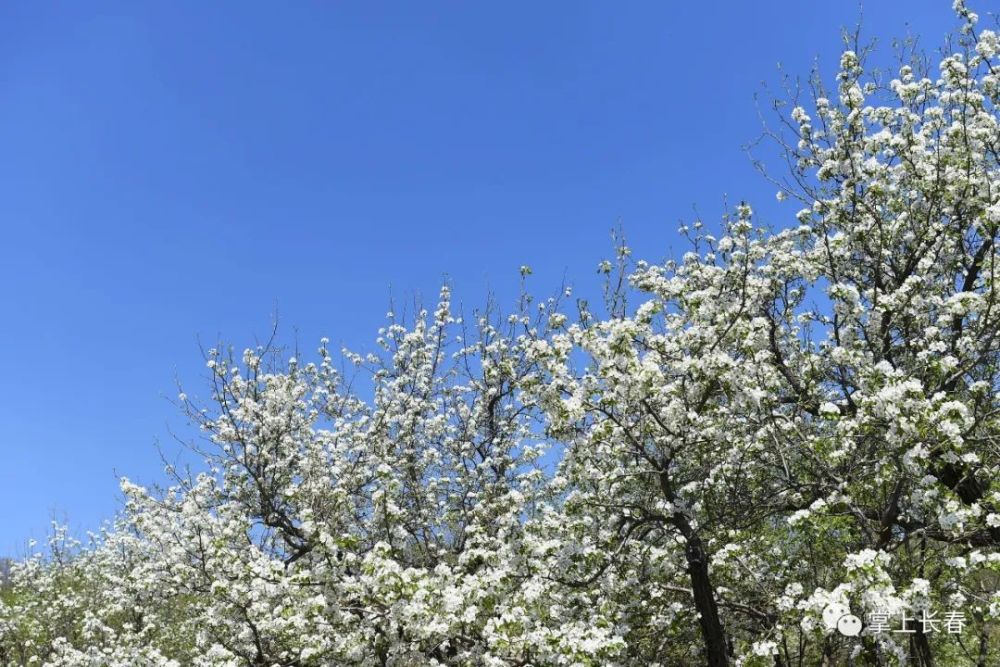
(0, 2), (956, 554)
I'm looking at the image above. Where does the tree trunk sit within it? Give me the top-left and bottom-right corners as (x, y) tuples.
(684, 531), (730, 667)
(659, 471), (729, 666)
(913, 628), (935, 667)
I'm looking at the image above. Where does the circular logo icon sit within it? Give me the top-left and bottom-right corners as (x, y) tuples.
(822, 602), (850, 630)
(837, 614), (862, 637)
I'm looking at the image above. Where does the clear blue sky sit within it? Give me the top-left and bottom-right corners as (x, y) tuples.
(0, 2), (955, 554)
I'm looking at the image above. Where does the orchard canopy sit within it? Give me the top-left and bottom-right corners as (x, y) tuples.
(3, 4), (1000, 666)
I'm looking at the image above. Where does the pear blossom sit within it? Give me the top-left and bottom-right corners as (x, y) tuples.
(4, 5), (1000, 666)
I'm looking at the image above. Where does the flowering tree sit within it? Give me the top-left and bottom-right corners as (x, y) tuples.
(2, 4), (999, 666)
(521, 4), (1000, 664)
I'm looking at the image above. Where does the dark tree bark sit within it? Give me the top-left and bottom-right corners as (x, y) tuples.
(684, 531), (730, 667)
(660, 470), (729, 666)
